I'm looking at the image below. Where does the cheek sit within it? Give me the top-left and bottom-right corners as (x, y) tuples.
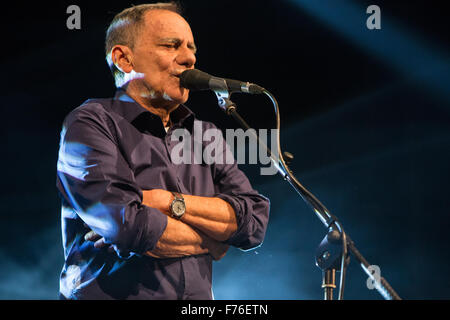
(147, 63), (172, 86)
(136, 55), (169, 79)
(142, 70), (171, 92)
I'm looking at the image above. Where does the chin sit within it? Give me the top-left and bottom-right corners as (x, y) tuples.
(165, 89), (189, 105)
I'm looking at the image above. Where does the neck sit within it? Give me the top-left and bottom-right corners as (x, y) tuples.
(125, 87), (179, 127)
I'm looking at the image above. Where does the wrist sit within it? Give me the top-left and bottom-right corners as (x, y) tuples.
(142, 189), (174, 215)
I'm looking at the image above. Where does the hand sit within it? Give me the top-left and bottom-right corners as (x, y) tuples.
(142, 189), (173, 215)
(145, 238), (229, 261)
(84, 230), (131, 258)
(84, 230), (112, 250)
(201, 235), (230, 261)
(144, 217), (230, 260)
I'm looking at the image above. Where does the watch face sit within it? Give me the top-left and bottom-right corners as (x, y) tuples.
(172, 199), (186, 216)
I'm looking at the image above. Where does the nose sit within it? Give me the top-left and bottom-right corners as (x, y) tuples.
(176, 45), (196, 68)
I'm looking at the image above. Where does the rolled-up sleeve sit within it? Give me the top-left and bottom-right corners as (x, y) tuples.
(210, 125), (270, 251)
(56, 103), (167, 256)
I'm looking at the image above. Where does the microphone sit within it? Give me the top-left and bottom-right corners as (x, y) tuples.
(180, 69), (265, 94)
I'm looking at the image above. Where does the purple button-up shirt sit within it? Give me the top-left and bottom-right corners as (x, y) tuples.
(56, 90), (270, 299)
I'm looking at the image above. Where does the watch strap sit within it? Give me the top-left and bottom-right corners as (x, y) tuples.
(171, 191), (184, 201)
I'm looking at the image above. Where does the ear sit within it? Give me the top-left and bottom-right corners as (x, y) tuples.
(110, 45), (134, 74)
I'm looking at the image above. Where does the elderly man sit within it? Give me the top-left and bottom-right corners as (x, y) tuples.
(56, 2), (270, 300)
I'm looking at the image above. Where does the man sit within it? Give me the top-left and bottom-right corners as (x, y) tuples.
(56, 2), (270, 300)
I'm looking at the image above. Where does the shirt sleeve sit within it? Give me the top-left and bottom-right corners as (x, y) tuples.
(56, 103), (167, 257)
(208, 123), (271, 251)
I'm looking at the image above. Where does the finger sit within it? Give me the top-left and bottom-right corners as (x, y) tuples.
(212, 244), (229, 261)
(84, 230), (101, 242)
(145, 251), (162, 258)
(94, 237), (107, 248)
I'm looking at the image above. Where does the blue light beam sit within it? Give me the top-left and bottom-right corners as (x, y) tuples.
(286, 0), (450, 105)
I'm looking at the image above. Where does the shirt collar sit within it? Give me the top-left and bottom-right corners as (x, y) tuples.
(111, 89), (196, 135)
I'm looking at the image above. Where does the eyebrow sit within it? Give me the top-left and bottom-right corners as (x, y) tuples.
(159, 37), (197, 53)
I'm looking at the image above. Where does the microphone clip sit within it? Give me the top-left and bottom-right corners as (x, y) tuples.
(210, 78), (236, 115)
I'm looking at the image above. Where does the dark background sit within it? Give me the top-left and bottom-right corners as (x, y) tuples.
(0, 0), (449, 299)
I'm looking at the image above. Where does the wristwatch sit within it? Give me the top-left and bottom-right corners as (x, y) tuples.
(170, 192), (186, 219)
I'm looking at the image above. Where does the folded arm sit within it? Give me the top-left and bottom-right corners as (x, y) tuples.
(143, 189), (238, 242)
(57, 104), (226, 259)
(142, 122), (271, 251)
(85, 216), (228, 260)
(141, 122), (266, 258)
(146, 217), (228, 260)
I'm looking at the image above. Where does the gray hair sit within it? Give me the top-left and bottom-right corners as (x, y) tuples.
(105, 2), (183, 87)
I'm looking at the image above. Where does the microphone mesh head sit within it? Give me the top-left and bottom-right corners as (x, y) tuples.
(179, 69), (211, 91)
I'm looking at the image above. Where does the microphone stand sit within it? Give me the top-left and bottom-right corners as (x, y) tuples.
(210, 85), (402, 300)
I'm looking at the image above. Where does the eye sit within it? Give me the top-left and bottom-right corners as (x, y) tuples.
(161, 41), (181, 49)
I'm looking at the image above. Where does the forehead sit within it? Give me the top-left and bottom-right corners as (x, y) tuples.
(140, 9), (194, 41)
